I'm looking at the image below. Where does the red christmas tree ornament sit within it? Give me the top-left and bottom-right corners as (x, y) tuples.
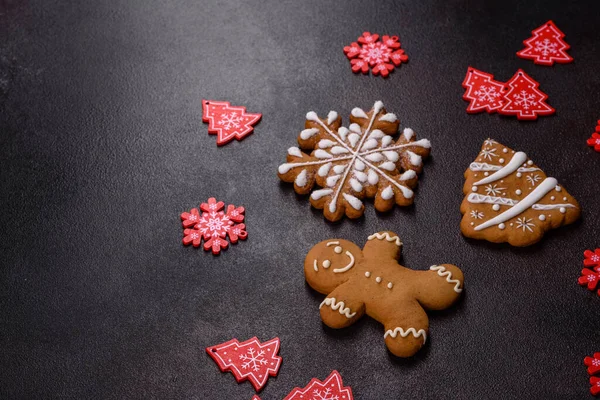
(206, 337), (282, 392)
(585, 353), (600, 376)
(251, 396), (261, 400)
(462, 67), (506, 114)
(587, 121), (600, 152)
(517, 20), (573, 66)
(498, 70), (555, 120)
(283, 370), (353, 400)
(180, 197), (247, 255)
(202, 100), (262, 146)
(343, 32), (408, 78)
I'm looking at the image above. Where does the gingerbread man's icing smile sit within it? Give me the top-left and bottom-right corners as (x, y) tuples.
(304, 231), (464, 357)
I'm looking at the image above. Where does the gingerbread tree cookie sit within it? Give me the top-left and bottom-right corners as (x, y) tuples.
(278, 101), (431, 222)
(304, 232), (464, 357)
(460, 139), (580, 247)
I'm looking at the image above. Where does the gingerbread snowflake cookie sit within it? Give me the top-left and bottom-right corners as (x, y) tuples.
(277, 101), (431, 221)
(304, 232), (463, 357)
(460, 139), (580, 247)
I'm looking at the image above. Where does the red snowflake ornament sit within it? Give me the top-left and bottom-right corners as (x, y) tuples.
(584, 249), (600, 269)
(202, 100), (262, 146)
(498, 70), (555, 120)
(517, 20), (573, 66)
(283, 370), (353, 400)
(343, 32), (408, 78)
(206, 337), (282, 392)
(585, 353), (600, 376)
(592, 377), (600, 396)
(180, 198), (247, 255)
(587, 122), (600, 152)
(462, 67), (506, 114)
(579, 249), (600, 295)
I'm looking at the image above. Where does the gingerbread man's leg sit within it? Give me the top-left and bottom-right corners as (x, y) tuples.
(319, 282), (365, 329)
(382, 301), (429, 357)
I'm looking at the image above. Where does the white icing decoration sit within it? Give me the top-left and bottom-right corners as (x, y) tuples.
(300, 128), (319, 140)
(531, 203), (576, 210)
(331, 146), (350, 154)
(367, 232), (402, 246)
(503, 148), (508, 153)
(314, 150), (333, 159)
(379, 161), (396, 171)
(527, 160), (533, 165)
(350, 178), (363, 192)
(499, 158), (505, 164)
(334, 246), (343, 254)
(326, 241), (340, 246)
(470, 163), (540, 174)
(472, 186), (478, 192)
(361, 139), (378, 151)
(354, 170), (367, 182)
(407, 151), (422, 166)
(516, 172), (522, 178)
(351, 107), (368, 119)
(430, 265), (462, 293)
(539, 215), (546, 221)
(318, 139), (335, 148)
(343, 193), (363, 210)
(551, 196), (555, 200)
(333, 251), (356, 273)
(333, 165), (346, 174)
(348, 133), (360, 147)
(288, 147), (302, 157)
(295, 170), (308, 187)
(383, 151), (399, 162)
(474, 178), (558, 231)
(367, 170), (379, 185)
(379, 113), (398, 122)
(365, 153), (384, 162)
(322, 260), (331, 268)
(563, 197), (567, 201)
(555, 186), (562, 192)
(402, 128), (414, 141)
(306, 111), (319, 121)
(368, 129), (384, 139)
(387, 282), (393, 289)
(498, 223), (505, 229)
(492, 204), (500, 211)
(365, 271), (371, 278)
(327, 111), (338, 125)
(313, 259), (318, 271)
(311, 188), (333, 200)
(326, 175), (340, 187)
(375, 277), (382, 283)
(516, 189), (522, 195)
(318, 163), (332, 177)
(349, 123), (362, 133)
(381, 136), (393, 147)
(560, 207), (566, 213)
(354, 159), (365, 171)
(473, 152), (527, 186)
(400, 170), (416, 181)
(384, 327), (427, 342)
(338, 127), (349, 140)
(320, 297), (357, 318)
(381, 186), (394, 200)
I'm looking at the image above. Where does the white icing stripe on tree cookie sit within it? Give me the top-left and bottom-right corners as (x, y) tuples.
(531, 203), (576, 210)
(474, 177), (558, 231)
(367, 232), (402, 246)
(467, 193), (519, 206)
(333, 251), (355, 273)
(384, 327), (427, 342)
(429, 265), (463, 293)
(473, 152), (527, 186)
(320, 297), (357, 318)
(469, 162), (541, 173)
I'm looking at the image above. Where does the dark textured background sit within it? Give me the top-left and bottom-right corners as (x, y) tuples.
(1, 0), (600, 399)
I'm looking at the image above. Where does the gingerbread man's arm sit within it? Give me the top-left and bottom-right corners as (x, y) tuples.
(319, 281), (365, 329)
(413, 264), (464, 310)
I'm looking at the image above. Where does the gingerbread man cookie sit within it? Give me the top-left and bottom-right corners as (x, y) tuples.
(304, 232), (464, 357)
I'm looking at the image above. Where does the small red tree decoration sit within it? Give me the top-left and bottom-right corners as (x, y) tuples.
(498, 70), (555, 120)
(517, 20), (573, 66)
(462, 67), (506, 114)
(202, 100), (262, 146)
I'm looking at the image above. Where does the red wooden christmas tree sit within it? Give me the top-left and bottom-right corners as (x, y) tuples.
(202, 100), (261, 146)
(498, 70), (554, 120)
(517, 20), (573, 66)
(462, 67), (506, 114)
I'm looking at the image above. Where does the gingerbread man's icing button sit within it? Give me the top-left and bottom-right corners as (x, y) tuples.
(304, 232), (464, 358)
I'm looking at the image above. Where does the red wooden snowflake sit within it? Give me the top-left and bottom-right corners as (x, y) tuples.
(578, 249), (600, 295)
(283, 370), (354, 400)
(180, 198), (247, 255)
(498, 69), (554, 120)
(585, 353), (600, 376)
(592, 377), (600, 396)
(462, 67), (506, 114)
(202, 100), (262, 146)
(517, 20), (573, 66)
(206, 337), (282, 392)
(343, 32), (408, 78)
(587, 121), (600, 152)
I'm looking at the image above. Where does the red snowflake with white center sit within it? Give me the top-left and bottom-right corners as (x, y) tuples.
(283, 370), (353, 400)
(206, 337), (282, 392)
(343, 32), (408, 78)
(180, 197), (247, 255)
(578, 249), (600, 296)
(587, 121), (600, 152)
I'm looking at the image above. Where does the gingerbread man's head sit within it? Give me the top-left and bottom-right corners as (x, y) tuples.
(303, 231), (464, 358)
